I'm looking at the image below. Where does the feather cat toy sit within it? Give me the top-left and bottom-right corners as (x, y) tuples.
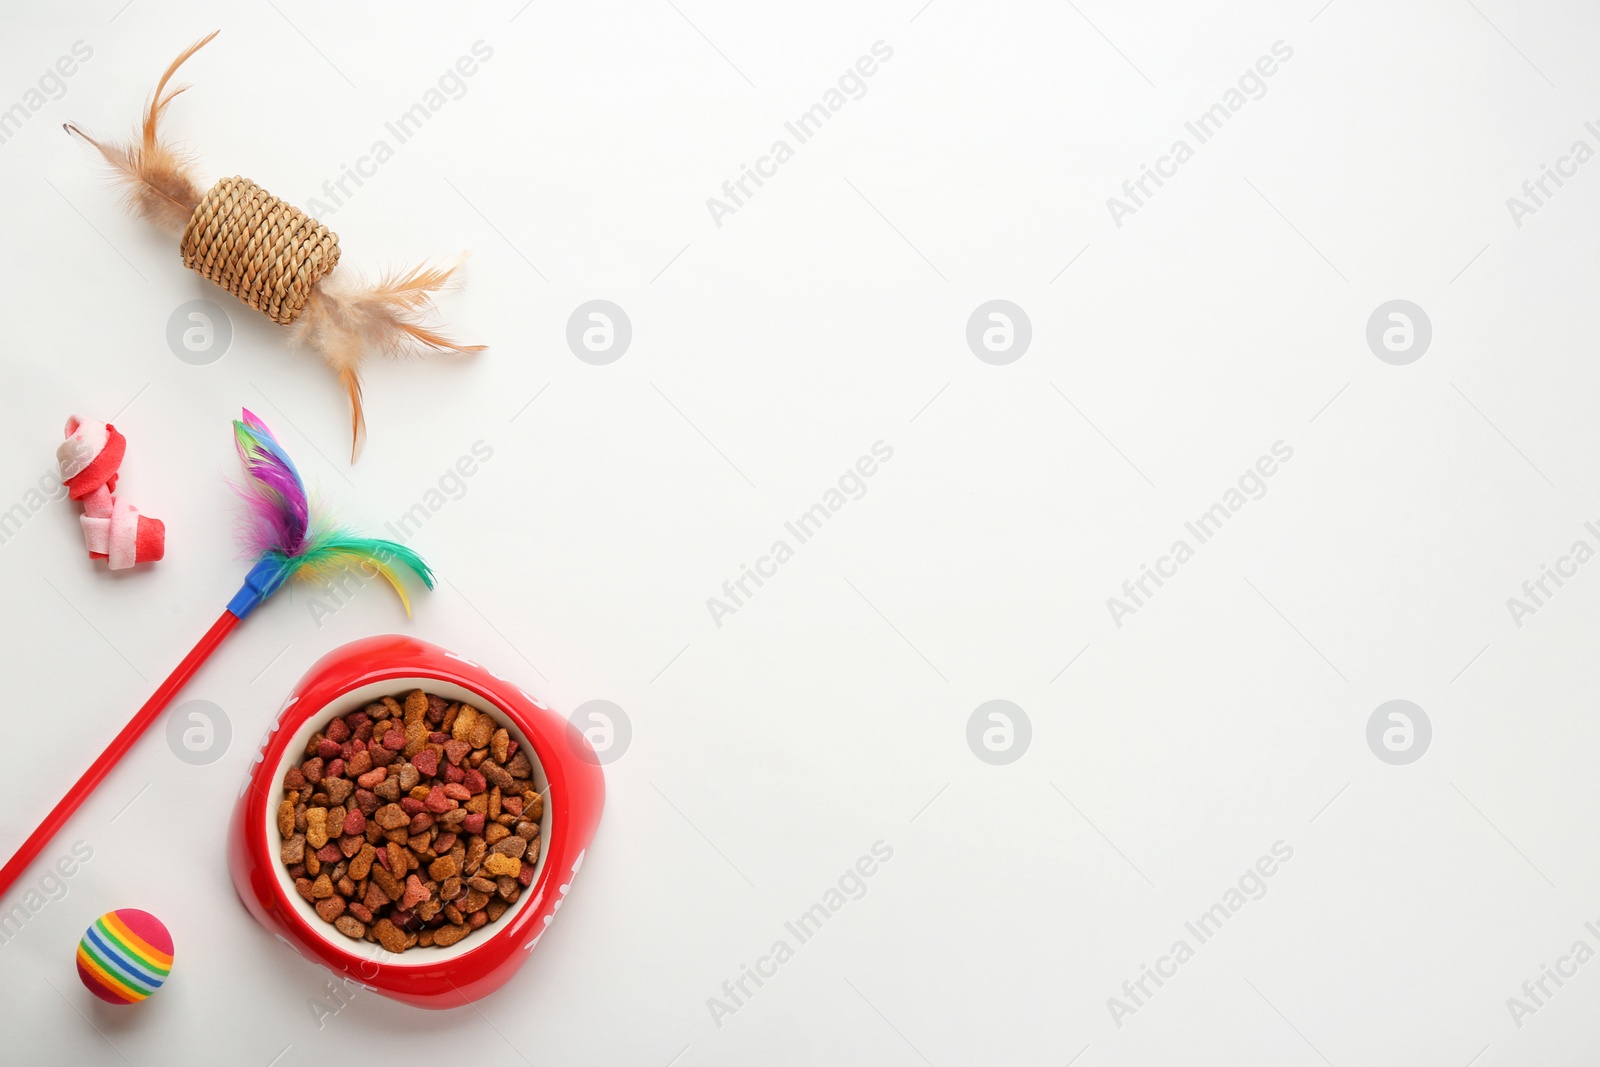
(65, 32), (483, 460)
(0, 409), (432, 898)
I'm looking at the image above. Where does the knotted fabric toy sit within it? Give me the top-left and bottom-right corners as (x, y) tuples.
(58, 416), (165, 569)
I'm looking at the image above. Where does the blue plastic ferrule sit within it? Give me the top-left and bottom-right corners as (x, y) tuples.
(226, 558), (287, 619)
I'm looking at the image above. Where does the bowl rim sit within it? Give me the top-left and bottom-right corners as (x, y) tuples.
(253, 668), (560, 969)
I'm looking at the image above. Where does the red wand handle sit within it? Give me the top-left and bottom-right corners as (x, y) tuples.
(0, 609), (240, 898)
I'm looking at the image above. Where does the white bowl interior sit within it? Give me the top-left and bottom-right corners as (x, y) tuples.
(267, 677), (551, 966)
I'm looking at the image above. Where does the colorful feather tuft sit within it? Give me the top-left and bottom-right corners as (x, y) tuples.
(231, 409), (432, 613)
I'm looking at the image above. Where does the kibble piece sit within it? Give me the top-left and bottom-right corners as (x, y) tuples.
(451, 705), (480, 742)
(467, 714), (494, 750)
(433, 923), (471, 947)
(370, 865), (403, 902)
(349, 844), (376, 881)
(491, 836), (527, 860)
(400, 874), (429, 911)
(482, 854), (521, 878)
(311, 874), (335, 899)
(305, 808), (330, 849)
(373, 803), (409, 830)
(430, 855), (459, 881)
(482, 762), (516, 791)
(280, 833), (306, 865)
(373, 918), (410, 954)
(315, 896), (346, 922)
(276, 800), (296, 837)
(404, 689), (428, 724)
(334, 915), (365, 939)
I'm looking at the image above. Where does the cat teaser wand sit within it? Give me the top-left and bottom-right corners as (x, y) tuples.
(0, 410), (432, 898)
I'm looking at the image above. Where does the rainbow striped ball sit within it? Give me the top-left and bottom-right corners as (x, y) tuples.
(76, 909), (173, 1004)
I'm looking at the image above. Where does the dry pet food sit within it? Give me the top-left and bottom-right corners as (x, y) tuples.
(277, 689), (544, 952)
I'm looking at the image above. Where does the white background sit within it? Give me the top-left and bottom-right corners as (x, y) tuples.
(2, 0), (1598, 1063)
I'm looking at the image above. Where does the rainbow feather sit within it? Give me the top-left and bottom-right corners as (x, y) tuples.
(230, 409), (432, 615)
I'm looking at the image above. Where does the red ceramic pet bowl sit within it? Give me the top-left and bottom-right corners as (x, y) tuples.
(228, 635), (604, 1009)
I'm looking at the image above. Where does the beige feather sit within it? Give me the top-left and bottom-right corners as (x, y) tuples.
(63, 31), (216, 234)
(289, 258), (486, 460)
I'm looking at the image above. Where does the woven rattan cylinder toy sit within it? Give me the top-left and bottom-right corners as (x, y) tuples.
(180, 176), (341, 326)
(66, 32), (483, 460)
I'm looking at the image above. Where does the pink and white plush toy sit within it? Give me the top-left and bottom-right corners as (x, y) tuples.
(57, 416), (165, 569)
